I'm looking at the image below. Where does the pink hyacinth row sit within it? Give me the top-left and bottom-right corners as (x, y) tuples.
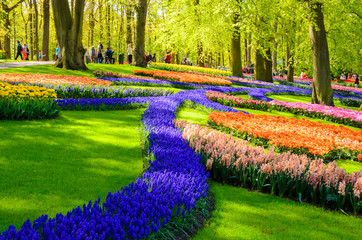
(175, 120), (362, 198)
(269, 100), (362, 122)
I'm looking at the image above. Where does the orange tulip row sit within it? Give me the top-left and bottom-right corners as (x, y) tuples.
(133, 70), (232, 86)
(0, 73), (113, 86)
(209, 111), (362, 156)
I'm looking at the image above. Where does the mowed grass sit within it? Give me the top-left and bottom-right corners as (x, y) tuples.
(0, 63), (155, 77)
(193, 182), (362, 240)
(0, 109), (145, 231)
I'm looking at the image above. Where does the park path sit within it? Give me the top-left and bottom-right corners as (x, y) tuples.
(0, 61), (55, 69)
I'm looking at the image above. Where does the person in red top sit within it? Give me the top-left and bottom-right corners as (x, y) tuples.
(164, 52), (171, 64)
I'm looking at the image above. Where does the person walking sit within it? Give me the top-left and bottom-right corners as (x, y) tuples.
(90, 46), (96, 63)
(55, 44), (59, 61)
(15, 41), (23, 60)
(127, 44), (132, 64)
(97, 41), (103, 63)
(152, 53), (156, 62)
(353, 73), (359, 88)
(24, 44), (29, 60)
(279, 68), (284, 78)
(164, 51), (171, 64)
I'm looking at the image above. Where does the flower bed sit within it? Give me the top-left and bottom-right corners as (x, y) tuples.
(134, 70), (232, 86)
(0, 82), (58, 120)
(208, 111), (362, 161)
(0, 89), (236, 239)
(175, 120), (362, 213)
(150, 62), (231, 76)
(206, 91), (362, 128)
(93, 70), (155, 80)
(0, 73), (113, 86)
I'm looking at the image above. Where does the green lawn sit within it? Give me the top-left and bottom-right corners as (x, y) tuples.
(0, 109), (145, 231)
(193, 182), (362, 240)
(0, 63), (155, 77)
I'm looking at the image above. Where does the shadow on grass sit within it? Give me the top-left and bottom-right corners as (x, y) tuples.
(193, 182), (362, 240)
(0, 109), (146, 231)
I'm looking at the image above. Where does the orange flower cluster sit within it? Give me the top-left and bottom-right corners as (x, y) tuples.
(209, 111), (362, 155)
(0, 73), (113, 86)
(133, 70), (232, 86)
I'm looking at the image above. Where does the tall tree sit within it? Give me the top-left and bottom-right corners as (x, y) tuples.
(28, 0), (33, 60)
(42, 0), (49, 60)
(33, 0), (39, 61)
(89, 0), (95, 46)
(52, 0), (87, 70)
(134, 0), (148, 67)
(230, 0), (243, 77)
(1, 0), (25, 58)
(307, 1), (333, 105)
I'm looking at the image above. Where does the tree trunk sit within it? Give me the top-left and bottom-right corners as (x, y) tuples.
(286, 44), (294, 82)
(42, 0), (49, 61)
(308, 2), (333, 106)
(98, 0), (103, 40)
(126, 1), (133, 46)
(244, 38), (248, 66)
(247, 36), (251, 67)
(273, 22), (278, 72)
(34, 0), (39, 61)
(264, 48), (273, 82)
(52, 0), (87, 70)
(197, 42), (204, 67)
(230, 16), (243, 77)
(106, 3), (111, 46)
(134, 0), (148, 67)
(29, 0), (33, 60)
(255, 49), (265, 81)
(89, 0), (95, 46)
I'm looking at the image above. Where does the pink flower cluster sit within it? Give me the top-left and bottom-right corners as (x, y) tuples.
(269, 100), (362, 122)
(175, 120), (362, 198)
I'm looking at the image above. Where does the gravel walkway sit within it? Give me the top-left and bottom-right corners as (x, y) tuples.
(0, 61), (55, 69)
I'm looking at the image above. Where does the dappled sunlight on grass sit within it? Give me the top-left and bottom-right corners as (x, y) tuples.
(0, 109), (146, 231)
(193, 182), (362, 240)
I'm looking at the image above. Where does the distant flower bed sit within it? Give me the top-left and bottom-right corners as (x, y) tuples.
(175, 120), (362, 214)
(206, 91), (362, 128)
(0, 81), (58, 120)
(93, 70), (154, 80)
(0, 73), (113, 86)
(209, 111), (362, 161)
(150, 62), (231, 76)
(134, 70), (232, 86)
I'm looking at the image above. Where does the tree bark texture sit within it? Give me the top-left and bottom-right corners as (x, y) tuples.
(89, 0), (95, 46)
(52, 0), (87, 70)
(255, 49), (265, 81)
(126, 2), (133, 46)
(308, 2), (333, 106)
(134, 0), (148, 67)
(230, 29), (243, 77)
(42, 0), (49, 61)
(264, 48), (273, 82)
(286, 44), (294, 82)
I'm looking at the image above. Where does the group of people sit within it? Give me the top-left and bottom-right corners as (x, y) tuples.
(340, 72), (360, 88)
(84, 42), (115, 64)
(15, 41), (29, 61)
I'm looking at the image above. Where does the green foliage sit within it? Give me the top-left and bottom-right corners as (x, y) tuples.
(0, 98), (59, 120)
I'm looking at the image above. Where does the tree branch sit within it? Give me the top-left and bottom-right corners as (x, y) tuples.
(350, 11), (362, 19)
(9, 0), (26, 12)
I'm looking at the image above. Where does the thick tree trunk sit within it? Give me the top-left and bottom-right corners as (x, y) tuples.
(134, 0), (148, 67)
(308, 2), (333, 106)
(52, 0), (87, 70)
(286, 44), (294, 82)
(197, 42), (204, 67)
(34, 0), (39, 61)
(42, 0), (49, 61)
(255, 49), (265, 81)
(264, 48), (273, 82)
(230, 30), (243, 77)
